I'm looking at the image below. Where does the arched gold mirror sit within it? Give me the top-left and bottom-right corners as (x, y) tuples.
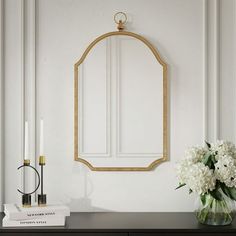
(74, 13), (168, 171)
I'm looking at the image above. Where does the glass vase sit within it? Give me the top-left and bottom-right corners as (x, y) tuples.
(195, 191), (236, 225)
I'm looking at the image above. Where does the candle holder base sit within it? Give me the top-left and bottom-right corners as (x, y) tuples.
(38, 194), (47, 206)
(22, 194), (31, 208)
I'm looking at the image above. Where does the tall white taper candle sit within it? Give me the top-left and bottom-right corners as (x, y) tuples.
(40, 119), (44, 156)
(24, 121), (29, 160)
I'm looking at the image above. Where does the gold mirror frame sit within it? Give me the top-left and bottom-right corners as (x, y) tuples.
(74, 30), (168, 171)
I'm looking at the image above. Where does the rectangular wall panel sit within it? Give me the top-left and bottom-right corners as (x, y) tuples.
(117, 37), (163, 156)
(79, 39), (109, 156)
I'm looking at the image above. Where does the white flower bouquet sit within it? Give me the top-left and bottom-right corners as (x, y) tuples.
(176, 140), (236, 225)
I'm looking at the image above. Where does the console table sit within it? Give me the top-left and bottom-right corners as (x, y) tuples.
(1, 212), (236, 235)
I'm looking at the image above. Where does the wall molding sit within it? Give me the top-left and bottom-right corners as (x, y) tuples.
(105, 37), (111, 157)
(24, 0), (36, 172)
(79, 38), (111, 157)
(235, 0), (236, 144)
(205, 0), (221, 143)
(214, 0), (220, 140)
(0, 0), (4, 211)
(20, 0), (25, 193)
(203, 0), (207, 142)
(20, 0), (36, 196)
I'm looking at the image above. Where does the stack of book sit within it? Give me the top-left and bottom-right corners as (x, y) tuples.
(2, 203), (70, 227)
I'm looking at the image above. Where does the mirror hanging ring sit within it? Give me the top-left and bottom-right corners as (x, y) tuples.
(74, 12), (168, 171)
(114, 12), (127, 31)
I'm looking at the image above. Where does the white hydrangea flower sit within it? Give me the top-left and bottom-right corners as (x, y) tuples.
(211, 140), (236, 161)
(184, 146), (207, 163)
(176, 159), (194, 184)
(185, 163), (216, 195)
(215, 155), (236, 188)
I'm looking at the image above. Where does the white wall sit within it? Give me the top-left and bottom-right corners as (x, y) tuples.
(1, 0), (236, 212)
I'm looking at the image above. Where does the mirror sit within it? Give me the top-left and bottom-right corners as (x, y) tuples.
(74, 31), (167, 171)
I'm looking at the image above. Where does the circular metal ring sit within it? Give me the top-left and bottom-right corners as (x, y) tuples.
(114, 12), (127, 24)
(17, 164), (41, 195)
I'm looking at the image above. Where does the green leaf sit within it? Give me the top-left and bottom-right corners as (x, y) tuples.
(220, 182), (232, 199)
(200, 194), (206, 205)
(205, 141), (211, 149)
(175, 183), (186, 190)
(220, 182), (236, 201)
(202, 153), (215, 169)
(189, 189), (193, 194)
(215, 180), (221, 189)
(202, 153), (211, 165)
(211, 155), (217, 164)
(228, 187), (236, 201)
(209, 189), (223, 201)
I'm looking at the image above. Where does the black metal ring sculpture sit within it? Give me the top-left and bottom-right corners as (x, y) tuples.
(17, 165), (41, 195)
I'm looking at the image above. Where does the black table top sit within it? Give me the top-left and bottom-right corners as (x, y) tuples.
(1, 212), (236, 233)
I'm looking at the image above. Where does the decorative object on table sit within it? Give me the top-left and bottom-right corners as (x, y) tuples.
(17, 119), (47, 207)
(38, 155), (46, 206)
(17, 160), (40, 208)
(17, 121), (40, 207)
(38, 119), (47, 206)
(5, 119), (69, 228)
(176, 140), (236, 226)
(2, 203), (70, 227)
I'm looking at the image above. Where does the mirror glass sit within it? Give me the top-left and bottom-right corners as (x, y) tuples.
(75, 34), (167, 170)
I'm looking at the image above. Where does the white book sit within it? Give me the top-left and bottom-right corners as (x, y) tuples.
(2, 216), (65, 227)
(4, 203), (70, 220)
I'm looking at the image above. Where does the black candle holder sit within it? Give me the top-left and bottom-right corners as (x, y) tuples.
(38, 156), (47, 206)
(17, 159), (40, 207)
